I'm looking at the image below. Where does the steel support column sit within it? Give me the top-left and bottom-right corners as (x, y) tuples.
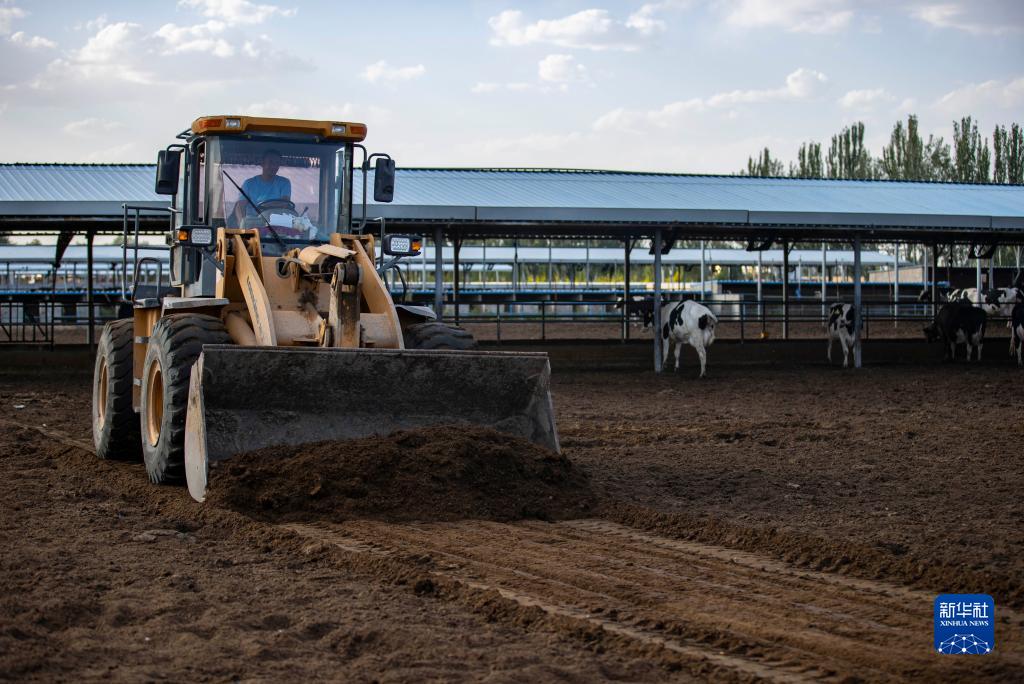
(87, 230), (95, 348)
(853, 235), (863, 369)
(782, 240), (789, 340)
(821, 242), (827, 320)
(699, 239), (706, 297)
(931, 243), (938, 318)
(894, 242), (900, 326)
(653, 229), (663, 373)
(623, 238), (632, 341)
(453, 233), (462, 325)
(756, 250), (763, 322)
(433, 225), (444, 320)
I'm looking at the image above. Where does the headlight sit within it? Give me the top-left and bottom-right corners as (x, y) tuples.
(177, 225), (214, 247)
(383, 234), (421, 257)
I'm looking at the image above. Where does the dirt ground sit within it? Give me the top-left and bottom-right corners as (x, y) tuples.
(1, 345), (1022, 682)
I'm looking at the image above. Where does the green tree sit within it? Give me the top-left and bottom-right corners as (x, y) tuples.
(881, 115), (953, 181)
(826, 122), (873, 179)
(952, 116), (991, 183)
(993, 123), (1024, 184)
(744, 147), (784, 177)
(789, 141), (823, 178)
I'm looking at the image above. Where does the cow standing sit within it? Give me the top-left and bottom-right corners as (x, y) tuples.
(923, 302), (987, 362)
(660, 300), (717, 377)
(826, 303), (856, 368)
(1011, 303), (1024, 367)
(614, 295), (654, 329)
(980, 287), (1023, 316)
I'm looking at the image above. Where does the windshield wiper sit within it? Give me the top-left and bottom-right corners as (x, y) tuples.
(221, 170), (288, 252)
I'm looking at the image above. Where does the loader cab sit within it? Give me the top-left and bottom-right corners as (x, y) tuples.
(184, 120), (364, 255)
(159, 116), (376, 295)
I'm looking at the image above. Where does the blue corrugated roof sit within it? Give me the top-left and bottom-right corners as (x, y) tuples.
(361, 168), (1024, 217)
(0, 164), (160, 203)
(1, 164), (1022, 232)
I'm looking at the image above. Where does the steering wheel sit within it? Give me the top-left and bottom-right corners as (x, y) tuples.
(255, 199), (297, 215)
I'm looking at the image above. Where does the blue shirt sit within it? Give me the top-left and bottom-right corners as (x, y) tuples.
(239, 174), (291, 215)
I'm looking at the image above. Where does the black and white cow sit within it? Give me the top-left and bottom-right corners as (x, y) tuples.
(919, 287), (985, 306)
(660, 300), (717, 377)
(826, 303), (856, 368)
(1011, 303), (1024, 367)
(614, 295), (655, 328)
(982, 287), (1024, 316)
(923, 302), (987, 362)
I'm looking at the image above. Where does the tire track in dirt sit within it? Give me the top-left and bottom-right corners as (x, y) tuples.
(286, 519), (1024, 683)
(10, 417), (1022, 682)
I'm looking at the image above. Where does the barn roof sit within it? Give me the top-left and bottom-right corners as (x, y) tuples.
(1, 164), (1022, 240)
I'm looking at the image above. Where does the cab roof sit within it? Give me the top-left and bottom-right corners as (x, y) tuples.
(190, 115), (367, 142)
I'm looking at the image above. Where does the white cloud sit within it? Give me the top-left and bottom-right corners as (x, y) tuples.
(362, 60), (425, 84)
(593, 98), (705, 132)
(935, 77), (1024, 113)
(35, 21), (157, 87)
(626, 1), (691, 35)
(471, 56), (588, 95)
(77, 21), (143, 65)
(84, 142), (135, 163)
(155, 20), (234, 57)
(537, 54), (588, 83)
(461, 131), (586, 158)
(724, 0), (854, 34)
(838, 88), (892, 109)
(488, 4), (686, 51)
(471, 81), (534, 94)
(179, 0), (296, 26)
(242, 99), (300, 117)
(75, 15), (109, 32)
(593, 67), (826, 132)
(10, 31), (56, 49)
(706, 67), (826, 106)
(0, 5), (26, 35)
(911, 3), (1023, 35)
(895, 97), (917, 115)
(63, 117), (122, 136)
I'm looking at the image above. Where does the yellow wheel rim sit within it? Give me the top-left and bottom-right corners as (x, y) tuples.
(96, 356), (109, 428)
(145, 359), (164, 447)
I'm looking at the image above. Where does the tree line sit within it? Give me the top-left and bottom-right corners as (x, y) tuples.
(742, 115), (1023, 184)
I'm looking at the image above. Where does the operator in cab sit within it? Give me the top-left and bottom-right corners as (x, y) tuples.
(231, 148), (291, 226)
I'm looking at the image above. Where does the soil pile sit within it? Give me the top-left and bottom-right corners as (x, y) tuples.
(206, 426), (594, 523)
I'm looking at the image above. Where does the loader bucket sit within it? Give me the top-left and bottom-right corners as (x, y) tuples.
(184, 346), (559, 502)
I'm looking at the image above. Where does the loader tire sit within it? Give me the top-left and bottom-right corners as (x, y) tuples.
(140, 314), (229, 484)
(404, 321), (478, 350)
(93, 318), (141, 461)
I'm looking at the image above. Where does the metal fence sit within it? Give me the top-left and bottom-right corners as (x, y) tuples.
(0, 298), (124, 346)
(0, 291), (1011, 347)
(434, 295), (1005, 343)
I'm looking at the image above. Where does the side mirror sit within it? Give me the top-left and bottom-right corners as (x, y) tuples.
(373, 158), (395, 203)
(155, 149), (182, 196)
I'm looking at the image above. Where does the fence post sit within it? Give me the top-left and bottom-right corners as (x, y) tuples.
(541, 302), (546, 341)
(739, 298), (745, 343)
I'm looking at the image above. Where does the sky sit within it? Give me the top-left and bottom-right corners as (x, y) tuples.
(0, 0), (1022, 173)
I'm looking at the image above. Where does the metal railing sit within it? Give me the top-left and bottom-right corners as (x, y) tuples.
(433, 295), (1010, 343)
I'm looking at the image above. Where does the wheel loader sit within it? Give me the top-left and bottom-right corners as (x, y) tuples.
(92, 115), (559, 501)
